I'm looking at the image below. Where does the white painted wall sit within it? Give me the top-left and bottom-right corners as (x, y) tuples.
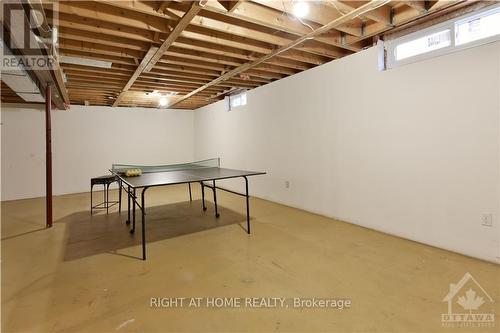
(1, 105), (194, 200)
(194, 42), (500, 263)
(1, 42), (499, 263)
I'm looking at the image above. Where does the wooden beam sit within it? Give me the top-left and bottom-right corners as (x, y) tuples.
(193, 1), (361, 51)
(217, 1), (241, 12)
(46, 10), (158, 43)
(347, 0), (465, 45)
(58, 27), (150, 51)
(2, 0), (66, 109)
(48, 1), (176, 33)
(329, 1), (393, 26)
(59, 37), (144, 59)
(168, 2), (359, 53)
(113, 46), (158, 107)
(157, 1), (173, 13)
(167, 43), (311, 71)
(56, 12), (339, 66)
(210, 86), (238, 99)
(144, 1), (202, 72)
(428, 0), (459, 11)
(59, 48), (137, 66)
(169, 0), (391, 107)
(384, 1), (494, 40)
(51, 65), (70, 105)
(61, 64), (134, 75)
(50, 0), (468, 108)
(92, 0), (175, 19)
(404, 1), (428, 13)
(65, 0), (352, 59)
(248, 0), (362, 37)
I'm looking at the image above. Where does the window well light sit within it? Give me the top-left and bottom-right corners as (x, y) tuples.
(159, 96), (168, 107)
(293, 2), (309, 18)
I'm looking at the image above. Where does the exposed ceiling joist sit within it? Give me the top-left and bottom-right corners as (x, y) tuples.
(18, 0), (483, 109)
(218, 0), (242, 12)
(192, 0), (361, 52)
(169, 0), (391, 107)
(429, 0), (460, 11)
(325, 0), (393, 26)
(404, 1), (428, 13)
(384, 0), (494, 40)
(157, 1), (173, 13)
(143, 1), (202, 72)
(113, 46), (158, 107)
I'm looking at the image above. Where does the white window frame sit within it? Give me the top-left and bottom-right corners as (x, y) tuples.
(393, 29), (452, 61)
(455, 6), (500, 46)
(386, 4), (500, 69)
(225, 91), (247, 111)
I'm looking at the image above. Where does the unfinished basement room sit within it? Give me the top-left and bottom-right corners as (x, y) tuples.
(1, 1), (499, 332)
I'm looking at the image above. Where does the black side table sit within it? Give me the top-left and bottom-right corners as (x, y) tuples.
(90, 175), (122, 214)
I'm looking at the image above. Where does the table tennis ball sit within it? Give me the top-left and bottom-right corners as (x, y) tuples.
(125, 169), (142, 177)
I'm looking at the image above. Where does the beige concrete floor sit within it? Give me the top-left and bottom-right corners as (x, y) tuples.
(2, 185), (499, 333)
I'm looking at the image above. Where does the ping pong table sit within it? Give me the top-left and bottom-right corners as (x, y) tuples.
(111, 158), (265, 260)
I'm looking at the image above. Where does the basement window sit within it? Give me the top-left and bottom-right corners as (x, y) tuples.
(455, 7), (500, 46)
(394, 30), (451, 61)
(386, 4), (500, 68)
(226, 91), (247, 111)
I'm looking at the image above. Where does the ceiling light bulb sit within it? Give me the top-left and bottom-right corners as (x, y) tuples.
(293, 2), (309, 18)
(159, 96), (168, 107)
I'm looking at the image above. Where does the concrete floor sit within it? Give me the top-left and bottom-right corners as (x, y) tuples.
(2, 185), (499, 332)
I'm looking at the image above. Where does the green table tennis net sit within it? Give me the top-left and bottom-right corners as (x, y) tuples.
(111, 158), (220, 175)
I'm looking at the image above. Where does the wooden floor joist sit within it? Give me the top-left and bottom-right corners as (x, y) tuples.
(113, 46), (158, 107)
(143, 1), (202, 73)
(3, 0), (484, 108)
(168, 0), (391, 107)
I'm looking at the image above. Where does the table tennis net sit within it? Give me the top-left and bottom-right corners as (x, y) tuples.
(111, 158), (220, 175)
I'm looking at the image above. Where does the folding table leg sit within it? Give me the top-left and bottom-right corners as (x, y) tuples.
(90, 184), (93, 215)
(201, 182), (206, 211)
(126, 185), (131, 224)
(141, 187), (148, 260)
(213, 180), (219, 218)
(103, 184), (107, 214)
(244, 176), (250, 234)
(118, 180), (122, 213)
(131, 188), (136, 233)
(106, 183), (111, 214)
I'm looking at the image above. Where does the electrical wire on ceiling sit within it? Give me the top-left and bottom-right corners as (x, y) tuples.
(281, 0), (315, 40)
(327, 0), (346, 15)
(271, 0), (392, 43)
(327, 0), (392, 21)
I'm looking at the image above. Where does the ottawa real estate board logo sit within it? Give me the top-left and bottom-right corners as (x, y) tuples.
(441, 272), (495, 328)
